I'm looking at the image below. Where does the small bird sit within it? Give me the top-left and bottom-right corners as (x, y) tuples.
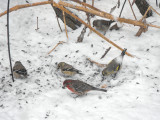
(102, 49), (127, 78)
(13, 61), (28, 79)
(57, 62), (83, 76)
(62, 79), (107, 96)
(93, 19), (114, 35)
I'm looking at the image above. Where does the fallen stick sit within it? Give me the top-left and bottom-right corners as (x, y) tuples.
(100, 47), (111, 59)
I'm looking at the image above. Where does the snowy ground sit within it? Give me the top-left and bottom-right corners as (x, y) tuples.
(0, 0), (160, 120)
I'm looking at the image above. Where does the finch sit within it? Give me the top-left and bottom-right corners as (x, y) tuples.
(62, 79), (107, 96)
(102, 48), (127, 78)
(13, 61), (28, 79)
(57, 62), (83, 76)
(93, 19), (114, 35)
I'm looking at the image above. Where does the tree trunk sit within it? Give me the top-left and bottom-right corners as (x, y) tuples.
(50, 4), (81, 30)
(135, 0), (152, 18)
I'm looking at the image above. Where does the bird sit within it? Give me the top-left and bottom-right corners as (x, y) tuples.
(57, 62), (83, 76)
(13, 61), (28, 79)
(93, 19), (114, 35)
(102, 49), (127, 78)
(62, 79), (107, 96)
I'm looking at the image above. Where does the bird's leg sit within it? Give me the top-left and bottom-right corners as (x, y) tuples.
(101, 76), (105, 82)
(112, 73), (117, 79)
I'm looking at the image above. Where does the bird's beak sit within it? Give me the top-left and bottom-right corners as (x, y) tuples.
(62, 85), (66, 89)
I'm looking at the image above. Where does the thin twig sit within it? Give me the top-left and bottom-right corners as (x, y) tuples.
(35, 17), (39, 30)
(0, 1), (52, 17)
(100, 47), (111, 59)
(128, 0), (137, 20)
(151, 6), (160, 17)
(77, 26), (87, 42)
(139, 6), (152, 22)
(56, 15), (63, 32)
(50, 0), (63, 32)
(48, 41), (65, 55)
(119, 0), (127, 17)
(87, 58), (107, 67)
(62, 9), (68, 39)
(92, 0), (94, 6)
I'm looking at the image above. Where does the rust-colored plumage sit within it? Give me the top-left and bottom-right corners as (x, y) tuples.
(63, 79), (107, 96)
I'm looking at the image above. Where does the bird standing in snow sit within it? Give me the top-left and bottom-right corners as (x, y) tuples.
(57, 62), (83, 76)
(13, 61), (28, 79)
(93, 19), (114, 35)
(62, 79), (107, 96)
(102, 49), (127, 78)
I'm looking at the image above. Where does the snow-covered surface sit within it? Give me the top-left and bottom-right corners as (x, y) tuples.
(0, 0), (160, 120)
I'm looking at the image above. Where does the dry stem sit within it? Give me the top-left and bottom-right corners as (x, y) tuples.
(0, 1), (52, 17)
(87, 58), (107, 67)
(48, 41), (65, 55)
(128, 0), (137, 20)
(100, 47), (111, 59)
(62, 9), (69, 39)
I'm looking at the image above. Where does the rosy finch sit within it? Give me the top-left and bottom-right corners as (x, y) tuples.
(63, 79), (107, 96)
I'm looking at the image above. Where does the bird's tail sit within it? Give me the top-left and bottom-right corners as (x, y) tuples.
(93, 87), (107, 92)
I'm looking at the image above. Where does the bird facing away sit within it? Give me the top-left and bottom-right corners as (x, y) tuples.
(93, 19), (114, 35)
(13, 61), (28, 79)
(57, 62), (83, 76)
(63, 79), (107, 96)
(102, 49), (127, 78)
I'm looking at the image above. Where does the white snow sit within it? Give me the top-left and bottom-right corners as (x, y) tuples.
(0, 0), (160, 120)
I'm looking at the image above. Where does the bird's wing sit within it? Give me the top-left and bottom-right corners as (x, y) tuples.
(62, 65), (80, 73)
(72, 81), (92, 92)
(13, 64), (27, 75)
(107, 60), (121, 72)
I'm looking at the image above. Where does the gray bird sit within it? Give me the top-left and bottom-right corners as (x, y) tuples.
(57, 62), (83, 76)
(93, 19), (114, 35)
(13, 61), (28, 79)
(102, 49), (127, 78)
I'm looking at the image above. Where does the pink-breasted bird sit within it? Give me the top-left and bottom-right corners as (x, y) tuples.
(62, 79), (107, 96)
